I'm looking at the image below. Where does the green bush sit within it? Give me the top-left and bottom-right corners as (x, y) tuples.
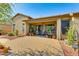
(8, 32), (16, 36)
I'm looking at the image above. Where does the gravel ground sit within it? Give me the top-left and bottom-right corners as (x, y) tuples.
(0, 36), (64, 56)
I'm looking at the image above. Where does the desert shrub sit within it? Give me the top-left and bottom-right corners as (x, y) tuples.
(67, 26), (75, 45)
(15, 29), (19, 36)
(8, 32), (16, 36)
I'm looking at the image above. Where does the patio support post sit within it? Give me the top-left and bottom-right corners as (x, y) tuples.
(36, 25), (38, 34)
(71, 16), (75, 25)
(42, 24), (46, 35)
(70, 13), (74, 26)
(72, 17), (75, 21)
(57, 18), (62, 40)
(70, 14), (76, 33)
(26, 23), (29, 35)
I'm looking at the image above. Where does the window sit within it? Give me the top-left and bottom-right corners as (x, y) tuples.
(61, 20), (70, 34)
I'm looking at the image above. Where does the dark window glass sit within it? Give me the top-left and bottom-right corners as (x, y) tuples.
(61, 20), (70, 34)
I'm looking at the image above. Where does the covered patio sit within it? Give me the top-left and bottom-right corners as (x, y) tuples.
(23, 14), (71, 40)
(23, 17), (57, 39)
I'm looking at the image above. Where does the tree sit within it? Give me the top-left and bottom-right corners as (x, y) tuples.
(0, 3), (14, 51)
(0, 3), (14, 24)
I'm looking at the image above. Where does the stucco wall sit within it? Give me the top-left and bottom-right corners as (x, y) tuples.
(74, 17), (79, 33)
(13, 15), (30, 35)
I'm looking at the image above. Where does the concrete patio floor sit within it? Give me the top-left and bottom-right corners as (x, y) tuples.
(0, 36), (64, 56)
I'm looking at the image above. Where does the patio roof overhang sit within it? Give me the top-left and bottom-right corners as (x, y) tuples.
(23, 12), (79, 25)
(23, 18), (57, 25)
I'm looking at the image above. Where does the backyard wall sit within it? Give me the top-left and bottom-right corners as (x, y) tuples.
(0, 24), (12, 34)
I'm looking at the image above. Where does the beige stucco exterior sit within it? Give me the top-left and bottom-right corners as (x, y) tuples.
(12, 13), (79, 39)
(12, 13), (31, 36)
(73, 17), (79, 33)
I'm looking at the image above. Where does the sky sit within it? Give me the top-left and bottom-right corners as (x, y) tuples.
(13, 3), (79, 18)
